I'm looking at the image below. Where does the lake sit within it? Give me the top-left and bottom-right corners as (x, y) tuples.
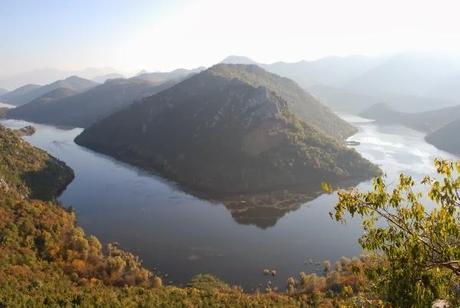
(1, 113), (457, 290)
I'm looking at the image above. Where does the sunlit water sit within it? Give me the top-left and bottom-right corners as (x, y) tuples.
(1, 111), (457, 290)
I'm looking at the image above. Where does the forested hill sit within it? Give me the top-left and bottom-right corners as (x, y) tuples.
(76, 64), (379, 197)
(0, 125), (74, 200)
(0, 123), (303, 306)
(425, 119), (460, 155)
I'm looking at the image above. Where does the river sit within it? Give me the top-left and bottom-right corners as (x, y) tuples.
(1, 110), (457, 290)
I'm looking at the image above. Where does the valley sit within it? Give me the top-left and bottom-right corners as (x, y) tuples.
(2, 112), (455, 290)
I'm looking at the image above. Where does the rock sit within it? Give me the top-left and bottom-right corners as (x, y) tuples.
(15, 125), (36, 137)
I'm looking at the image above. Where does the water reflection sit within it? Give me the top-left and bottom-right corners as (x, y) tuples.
(0, 115), (457, 290)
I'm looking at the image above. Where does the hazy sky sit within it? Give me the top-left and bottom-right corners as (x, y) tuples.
(2, 0), (460, 76)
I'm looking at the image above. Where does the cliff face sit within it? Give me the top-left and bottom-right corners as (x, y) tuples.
(76, 64), (378, 197)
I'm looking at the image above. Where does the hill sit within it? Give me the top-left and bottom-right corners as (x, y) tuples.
(0, 123), (376, 306)
(360, 103), (460, 133)
(221, 55), (259, 65)
(0, 124), (74, 200)
(6, 76), (187, 128)
(0, 67), (119, 89)
(135, 67), (204, 84)
(0, 76), (97, 106)
(345, 52), (460, 98)
(0, 84), (41, 105)
(76, 64), (378, 198)
(220, 55), (383, 89)
(92, 73), (125, 83)
(425, 119), (460, 155)
(6, 68), (201, 128)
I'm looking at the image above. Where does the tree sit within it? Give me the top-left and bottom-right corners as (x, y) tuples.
(330, 159), (460, 306)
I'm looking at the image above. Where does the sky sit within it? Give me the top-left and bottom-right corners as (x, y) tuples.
(2, 0), (460, 77)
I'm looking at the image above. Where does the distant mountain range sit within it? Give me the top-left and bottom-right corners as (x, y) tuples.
(361, 103), (460, 155)
(6, 68), (201, 128)
(0, 76), (97, 106)
(0, 88), (8, 96)
(0, 67), (120, 89)
(92, 73), (125, 83)
(360, 103), (460, 133)
(75, 64), (379, 199)
(135, 67), (204, 85)
(425, 119), (460, 155)
(222, 53), (460, 113)
(221, 55), (383, 89)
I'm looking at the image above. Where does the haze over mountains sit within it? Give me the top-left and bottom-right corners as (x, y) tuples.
(76, 64), (378, 198)
(2, 52), (459, 158)
(0, 76), (97, 106)
(0, 67), (121, 90)
(425, 119), (460, 155)
(6, 68), (200, 128)
(222, 52), (460, 113)
(361, 103), (460, 133)
(361, 103), (460, 155)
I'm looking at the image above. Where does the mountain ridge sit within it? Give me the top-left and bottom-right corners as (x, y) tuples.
(75, 64), (379, 199)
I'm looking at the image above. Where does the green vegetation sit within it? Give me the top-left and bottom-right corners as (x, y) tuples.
(330, 159), (460, 306)
(0, 125), (73, 200)
(76, 64), (378, 199)
(3, 120), (459, 306)
(6, 70), (199, 128)
(1, 76), (96, 106)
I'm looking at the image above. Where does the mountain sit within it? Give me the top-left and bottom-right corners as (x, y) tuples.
(265, 56), (383, 89)
(425, 119), (460, 155)
(135, 67), (204, 84)
(0, 123), (366, 307)
(310, 85), (459, 114)
(309, 85), (382, 113)
(222, 53), (460, 113)
(6, 87), (78, 120)
(0, 76), (97, 106)
(345, 52), (460, 98)
(220, 55), (383, 89)
(361, 103), (460, 133)
(76, 64), (378, 198)
(0, 88), (8, 96)
(92, 73), (125, 83)
(0, 67), (119, 89)
(221, 55), (259, 65)
(0, 124), (74, 200)
(0, 84), (41, 104)
(6, 75), (188, 128)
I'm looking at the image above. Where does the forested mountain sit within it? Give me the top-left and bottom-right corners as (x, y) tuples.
(222, 53), (460, 114)
(6, 69), (200, 128)
(76, 64), (378, 197)
(0, 84), (41, 105)
(361, 103), (460, 133)
(0, 124), (74, 200)
(425, 119), (460, 155)
(0, 123), (372, 306)
(6, 78), (176, 128)
(221, 55), (383, 89)
(0, 76), (97, 106)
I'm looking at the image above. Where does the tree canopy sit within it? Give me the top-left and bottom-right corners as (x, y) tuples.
(331, 159), (460, 306)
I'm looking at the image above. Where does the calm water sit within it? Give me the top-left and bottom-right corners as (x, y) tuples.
(1, 112), (457, 290)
